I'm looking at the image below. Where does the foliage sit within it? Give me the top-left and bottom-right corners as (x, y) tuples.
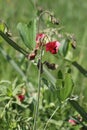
(0, 0), (87, 130)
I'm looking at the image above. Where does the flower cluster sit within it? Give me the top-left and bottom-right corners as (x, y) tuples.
(36, 33), (61, 54)
(28, 33), (61, 60)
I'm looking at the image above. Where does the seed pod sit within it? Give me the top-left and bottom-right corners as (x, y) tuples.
(44, 61), (58, 70)
(71, 40), (76, 49)
(51, 15), (60, 25)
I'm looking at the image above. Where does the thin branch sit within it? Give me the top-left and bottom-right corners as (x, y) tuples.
(44, 105), (60, 130)
(0, 31), (28, 56)
(33, 46), (43, 130)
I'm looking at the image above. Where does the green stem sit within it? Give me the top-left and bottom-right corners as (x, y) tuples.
(33, 47), (43, 130)
(44, 105), (60, 130)
(38, 11), (52, 33)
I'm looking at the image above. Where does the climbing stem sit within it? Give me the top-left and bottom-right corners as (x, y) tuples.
(33, 46), (43, 130)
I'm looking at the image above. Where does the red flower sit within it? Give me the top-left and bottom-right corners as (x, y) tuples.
(68, 119), (77, 126)
(18, 94), (25, 102)
(46, 41), (60, 54)
(36, 33), (45, 43)
(36, 33), (46, 49)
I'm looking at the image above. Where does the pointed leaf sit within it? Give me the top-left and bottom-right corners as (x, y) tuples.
(0, 31), (27, 55)
(69, 99), (87, 121)
(59, 39), (70, 57)
(72, 61), (87, 77)
(0, 22), (7, 42)
(57, 70), (63, 79)
(58, 74), (73, 101)
(56, 79), (63, 90)
(0, 97), (10, 102)
(17, 19), (36, 50)
(0, 22), (6, 32)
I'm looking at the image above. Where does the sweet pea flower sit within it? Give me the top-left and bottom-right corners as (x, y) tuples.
(36, 33), (46, 49)
(46, 41), (60, 54)
(18, 94), (25, 102)
(36, 33), (46, 43)
(68, 119), (77, 126)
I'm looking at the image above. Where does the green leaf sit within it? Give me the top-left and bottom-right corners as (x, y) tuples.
(0, 46), (27, 81)
(0, 97), (10, 102)
(0, 22), (5, 32)
(56, 79), (63, 90)
(72, 61), (87, 77)
(69, 99), (87, 121)
(58, 74), (73, 101)
(0, 22), (7, 42)
(17, 19), (36, 50)
(57, 70), (63, 79)
(59, 39), (70, 57)
(0, 31), (28, 56)
(42, 78), (49, 86)
(14, 101), (28, 108)
(43, 66), (56, 86)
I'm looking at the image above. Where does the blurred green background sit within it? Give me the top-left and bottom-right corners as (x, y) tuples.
(0, 0), (87, 103)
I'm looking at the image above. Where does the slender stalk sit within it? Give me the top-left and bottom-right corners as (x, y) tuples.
(33, 47), (43, 130)
(37, 11), (52, 33)
(33, 12), (53, 130)
(44, 105), (60, 130)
